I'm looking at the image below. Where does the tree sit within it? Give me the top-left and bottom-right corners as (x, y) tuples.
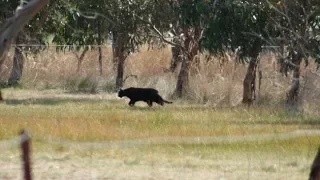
(55, 0), (158, 89)
(202, 0), (275, 105)
(146, 0), (214, 98)
(4, 0), (155, 90)
(100, 0), (155, 90)
(0, 0), (49, 100)
(269, 0), (320, 104)
(36, 0), (111, 76)
(1, 0), (62, 86)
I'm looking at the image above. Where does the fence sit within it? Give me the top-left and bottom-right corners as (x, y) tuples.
(1, 129), (320, 180)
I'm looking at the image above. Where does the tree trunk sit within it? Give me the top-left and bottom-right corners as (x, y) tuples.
(174, 26), (201, 98)
(242, 40), (262, 105)
(286, 63), (300, 104)
(279, 39), (288, 75)
(242, 57), (258, 105)
(8, 32), (24, 86)
(175, 57), (192, 98)
(169, 45), (181, 72)
(112, 31), (118, 71)
(76, 46), (89, 73)
(169, 36), (183, 72)
(114, 32), (127, 90)
(286, 48), (302, 105)
(0, 0), (49, 101)
(97, 20), (103, 75)
(115, 50), (125, 90)
(98, 46), (103, 75)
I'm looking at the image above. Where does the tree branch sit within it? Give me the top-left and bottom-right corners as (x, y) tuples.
(135, 15), (190, 56)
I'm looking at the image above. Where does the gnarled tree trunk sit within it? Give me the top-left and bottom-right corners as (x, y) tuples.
(242, 57), (258, 104)
(174, 26), (201, 98)
(175, 56), (191, 97)
(242, 43), (261, 105)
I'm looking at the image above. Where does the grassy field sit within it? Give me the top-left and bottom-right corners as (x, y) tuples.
(0, 89), (319, 140)
(0, 89), (319, 179)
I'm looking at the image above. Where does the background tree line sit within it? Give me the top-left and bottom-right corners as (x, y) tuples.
(0, 0), (319, 106)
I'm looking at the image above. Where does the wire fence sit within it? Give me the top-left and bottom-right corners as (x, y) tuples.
(1, 129), (320, 180)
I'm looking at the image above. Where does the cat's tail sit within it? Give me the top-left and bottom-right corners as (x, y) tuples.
(164, 100), (173, 104)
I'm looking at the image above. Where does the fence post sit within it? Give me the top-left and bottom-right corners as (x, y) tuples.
(309, 148), (320, 180)
(20, 129), (32, 180)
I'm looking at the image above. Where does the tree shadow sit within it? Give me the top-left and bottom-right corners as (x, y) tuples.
(5, 97), (120, 106)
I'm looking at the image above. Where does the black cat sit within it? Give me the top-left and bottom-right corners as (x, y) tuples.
(118, 87), (172, 107)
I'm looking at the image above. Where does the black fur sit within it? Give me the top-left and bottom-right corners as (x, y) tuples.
(118, 87), (172, 107)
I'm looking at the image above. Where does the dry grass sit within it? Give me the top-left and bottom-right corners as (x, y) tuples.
(2, 45), (319, 111)
(0, 89), (319, 141)
(0, 89), (319, 179)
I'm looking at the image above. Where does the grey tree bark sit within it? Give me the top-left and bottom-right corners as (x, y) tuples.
(174, 26), (201, 98)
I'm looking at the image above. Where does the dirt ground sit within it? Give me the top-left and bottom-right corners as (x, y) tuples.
(0, 149), (313, 180)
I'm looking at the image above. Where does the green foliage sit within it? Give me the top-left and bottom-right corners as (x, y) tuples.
(201, 0), (275, 60)
(269, 0), (320, 65)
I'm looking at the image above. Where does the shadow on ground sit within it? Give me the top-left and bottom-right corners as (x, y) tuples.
(5, 97), (120, 106)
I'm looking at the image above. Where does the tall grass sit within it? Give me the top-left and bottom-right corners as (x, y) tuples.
(0, 45), (319, 111)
